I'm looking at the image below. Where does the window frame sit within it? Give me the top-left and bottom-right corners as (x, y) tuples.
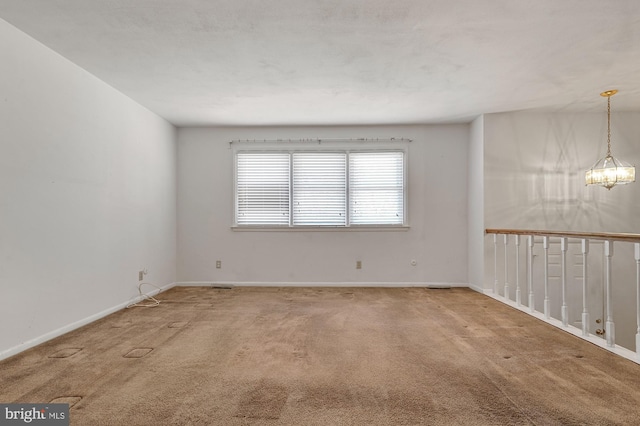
(231, 140), (409, 231)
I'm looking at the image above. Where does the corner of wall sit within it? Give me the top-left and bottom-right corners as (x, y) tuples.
(468, 115), (485, 291)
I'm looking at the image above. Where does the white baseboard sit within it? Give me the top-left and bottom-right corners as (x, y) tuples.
(467, 283), (486, 293)
(177, 281), (469, 288)
(0, 282), (176, 362)
(484, 291), (640, 366)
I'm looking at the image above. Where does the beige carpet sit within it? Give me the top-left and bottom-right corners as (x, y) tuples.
(2, 287), (640, 425)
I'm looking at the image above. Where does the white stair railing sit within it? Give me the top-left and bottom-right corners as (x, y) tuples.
(486, 229), (640, 364)
(543, 236), (550, 319)
(581, 239), (589, 337)
(635, 243), (640, 359)
(493, 234), (498, 296)
(504, 235), (509, 300)
(560, 237), (568, 327)
(604, 241), (615, 348)
(528, 235), (535, 313)
(515, 235), (521, 307)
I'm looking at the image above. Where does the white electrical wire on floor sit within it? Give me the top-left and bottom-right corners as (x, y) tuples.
(126, 282), (161, 308)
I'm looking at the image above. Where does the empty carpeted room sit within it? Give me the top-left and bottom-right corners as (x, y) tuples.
(2, 1), (640, 425)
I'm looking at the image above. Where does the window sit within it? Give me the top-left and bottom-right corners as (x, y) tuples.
(236, 152), (290, 225)
(293, 152), (347, 226)
(234, 148), (406, 228)
(349, 152), (404, 225)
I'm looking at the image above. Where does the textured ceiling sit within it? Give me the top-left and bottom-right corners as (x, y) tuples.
(1, 0), (640, 126)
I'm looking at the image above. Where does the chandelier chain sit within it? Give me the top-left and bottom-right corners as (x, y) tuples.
(607, 95), (611, 157)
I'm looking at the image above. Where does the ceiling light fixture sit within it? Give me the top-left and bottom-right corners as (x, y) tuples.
(585, 90), (635, 190)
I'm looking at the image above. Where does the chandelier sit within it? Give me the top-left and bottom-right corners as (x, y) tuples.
(585, 90), (635, 189)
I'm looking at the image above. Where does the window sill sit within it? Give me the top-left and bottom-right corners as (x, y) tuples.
(230, 225), (410, 232)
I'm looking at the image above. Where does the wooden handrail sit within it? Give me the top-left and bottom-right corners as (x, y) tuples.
(485, 229), (640, 243)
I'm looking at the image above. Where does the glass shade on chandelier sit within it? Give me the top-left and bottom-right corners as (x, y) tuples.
(585, 90), (636, 190)
(585, 155), (635, 190)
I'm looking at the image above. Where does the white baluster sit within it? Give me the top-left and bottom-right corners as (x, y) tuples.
(581, 239), (589, 337)
(515, 235), (521, 306)
(635, 243), (640, 359)
(504, 234), (509, 300)
(543, 236), (550, 319)
(605, 240), (615, 348)
(560, 237), (568, 327)
(528, 235), (535, 313)
(493, 234), (498, 295)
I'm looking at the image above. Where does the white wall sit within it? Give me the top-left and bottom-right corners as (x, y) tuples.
(177, 125), (469, 286)
(481, 111), (640, 349)
(483, 111), (640, 233)
(0, 19), (177, 359)
(482, 111), (640, 286)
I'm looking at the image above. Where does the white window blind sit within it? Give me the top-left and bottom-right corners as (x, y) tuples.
(234, 148), (405, 227)
(292, 152), (347, 226)
(236, 152), (290, 225)
(349, 152), (404, 225)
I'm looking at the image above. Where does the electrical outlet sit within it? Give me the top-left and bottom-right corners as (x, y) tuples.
(216, 260), (222, 269)
(356, 260), (362, 269)
(138, 270), (145, 281)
